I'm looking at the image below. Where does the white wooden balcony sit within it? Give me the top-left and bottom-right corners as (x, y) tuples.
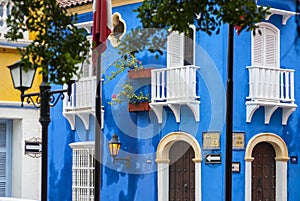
(0, 0), (29, 41)
(0, 0), (12, 39)
(246, 66), (297, 125)
(63, 77), (104, 130)
(150, 65), (200, 123)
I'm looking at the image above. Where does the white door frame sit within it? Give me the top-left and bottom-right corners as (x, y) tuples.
(245, 133), (289, 201)
(156, 131), (202, 201)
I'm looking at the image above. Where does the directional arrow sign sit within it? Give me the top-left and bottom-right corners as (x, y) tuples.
(25, 141), (42, 154)
(205, 154), (221, 164)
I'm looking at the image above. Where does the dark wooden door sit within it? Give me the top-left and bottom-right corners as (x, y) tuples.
(169, 141), (195, 201)
(252, 142), (276, 201)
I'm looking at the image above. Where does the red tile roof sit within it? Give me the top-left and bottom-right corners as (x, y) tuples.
(57, 0), (92, 8)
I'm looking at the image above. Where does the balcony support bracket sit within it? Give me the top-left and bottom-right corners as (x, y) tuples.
(246, 101), (297, 125)
(149, 104), (163, 124)
(265, 105), (279, 124)
(168, 104), (181, 123)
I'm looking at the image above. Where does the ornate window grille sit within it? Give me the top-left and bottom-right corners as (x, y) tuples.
(69, 142), (94, 201)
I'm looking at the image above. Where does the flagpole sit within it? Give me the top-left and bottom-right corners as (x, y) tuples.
(225, 23), (234, 201)
(94, 52), (102, 201)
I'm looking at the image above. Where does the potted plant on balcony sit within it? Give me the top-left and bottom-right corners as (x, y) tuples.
(109, 82), (150, 112)
(107, 53), (152, 80)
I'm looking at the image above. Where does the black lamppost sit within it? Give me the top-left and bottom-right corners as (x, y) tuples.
(7, 61), (79, 201)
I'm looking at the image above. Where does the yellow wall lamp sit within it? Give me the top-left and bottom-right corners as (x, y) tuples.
(108, 134), (130, 168)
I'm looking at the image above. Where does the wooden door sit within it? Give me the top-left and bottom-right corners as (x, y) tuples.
(252, 142), (276, 201)
(169, 141), (195, 201)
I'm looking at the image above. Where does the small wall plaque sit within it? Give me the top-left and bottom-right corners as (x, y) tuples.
(25, 137), (42, 158)
(233, 132), (245, 150)
(291, 156), (298, 164)
(203, 132), (220, 150)
(232, 162), (240, 173)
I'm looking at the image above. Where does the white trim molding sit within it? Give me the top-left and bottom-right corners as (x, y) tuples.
(244, 133), (289, 201)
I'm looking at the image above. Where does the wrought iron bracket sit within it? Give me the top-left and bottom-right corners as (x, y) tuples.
(21, 82), (73, 108)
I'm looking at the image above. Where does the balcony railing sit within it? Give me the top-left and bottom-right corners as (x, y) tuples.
(0, 0), (29, 40)
(247, 66), (295, 103)
(151, 65), (200, 103)
(63, 77), (104, 130)
(150, 65), (200, 123)
(0, 0), (13, 39)
(64, 77), (97, 111)
(246, 66), (296, 125)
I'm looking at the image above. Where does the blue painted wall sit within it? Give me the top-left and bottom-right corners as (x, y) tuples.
(48, 1), (300, 201)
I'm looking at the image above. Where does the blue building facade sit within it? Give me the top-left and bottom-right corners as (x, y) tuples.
(49, 0), (300, 201)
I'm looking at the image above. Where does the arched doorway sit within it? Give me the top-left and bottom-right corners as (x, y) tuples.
(169, 141), (195, 201)
(252, 142), (276, 201)
(156, 132), (202, 201)
(245, 133), (289, 201)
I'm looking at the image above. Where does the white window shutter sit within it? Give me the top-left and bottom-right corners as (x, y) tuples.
(0, 123), (7, 197)
(252, 32), (264, 66)
(167, 31), (184, 68)
(264, 27), (278, 67)
(252, 23), (279, 68)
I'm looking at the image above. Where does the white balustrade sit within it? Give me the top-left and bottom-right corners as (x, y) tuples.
(64, 77), (97, 111)
(0, 0), (13, 39)
(247, 66), (295, 103)
(151, 65), (200, 103)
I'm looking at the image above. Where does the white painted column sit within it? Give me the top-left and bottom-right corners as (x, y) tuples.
(245, 161), (252, 201)
(157, 161), (170, 201)
(194, 160), (202, 201)
(276, 161), (287, 201)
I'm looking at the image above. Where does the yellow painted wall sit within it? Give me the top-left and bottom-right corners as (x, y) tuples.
(67, 0), (142, 14)
(0, 48), (41, 102)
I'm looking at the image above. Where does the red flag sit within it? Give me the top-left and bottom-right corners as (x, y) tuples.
(234, 15), (245, 36)
(92, 0), (112, 52)
(234, 24), (242, 36)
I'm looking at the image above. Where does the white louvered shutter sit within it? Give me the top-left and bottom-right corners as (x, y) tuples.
(0, 123), (7, 197)
(264, 27), (278, 68)
(252, 32), (263, 66)
(252, 25), (279, 68)
(167, 31), (184, 68)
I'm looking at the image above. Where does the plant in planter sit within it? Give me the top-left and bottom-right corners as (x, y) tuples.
(107, 53), (145, 80)
(109, 82), (151, 111)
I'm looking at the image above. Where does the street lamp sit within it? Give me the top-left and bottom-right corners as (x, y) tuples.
(108, 134), (130, 168)
(7, 60), (80, 201)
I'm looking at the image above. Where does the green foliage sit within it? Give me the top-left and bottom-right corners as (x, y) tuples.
(106, 27), (167, 80)
(117, 27), (167, 56)
(107, 53), (144, 80)
(5, 0), (90, 84)
(109, 82), (150, 105)
(135, 0), (270, 35)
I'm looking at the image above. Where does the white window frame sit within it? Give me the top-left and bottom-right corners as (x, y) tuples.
(0, 119), (12, 197)
(167, 26), (196, 68)
(251, 22), (280, 68)
(69, 141), (95, 201)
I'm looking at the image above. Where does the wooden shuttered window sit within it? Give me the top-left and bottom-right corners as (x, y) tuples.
(167, 28), (195, 68)
(0, 121), (11, 197)
(252, 24), (279, 68)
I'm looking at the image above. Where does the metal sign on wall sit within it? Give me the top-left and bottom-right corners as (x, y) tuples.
(25, 137), (42, 158)
(205, 154), (221, 164)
